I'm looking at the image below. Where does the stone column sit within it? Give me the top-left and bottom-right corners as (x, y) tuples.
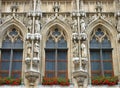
(0, 0), (1, 18)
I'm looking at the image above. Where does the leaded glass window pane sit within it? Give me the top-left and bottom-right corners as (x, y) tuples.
(46, 50), (55, 60)
(103, 62), (112, 70)
(1, 62), (10, 70)
(1, 73), (9, 77)
(57, 62), (67, 70)
(58, 37), (67, 48)
(0, 28), (23, 78)
(1, 50), (11, 60)
(11, 73), (21, 78)
(46, 72), (55, 78)
(91, 62), (101, 70)
(2, 38), (12, 48)
(90, 50), (100, 60)
(58, 73), (66, 78)
(102, 50), (112, 60)
(14, 37), (23, 48)
(46, 37), (55, 48)
(57, 50), (67, 60)
(46, 62), (55, 70)
(13, 50), (23, 60)
(90, 37), (100, 48)
(12, 62), (22, 70)
(90, 28), (113, 77)
(45, 29), (67, 78)
(102, 36), (111, 48)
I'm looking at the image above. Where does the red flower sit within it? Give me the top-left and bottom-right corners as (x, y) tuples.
(42, 77), (70, 86)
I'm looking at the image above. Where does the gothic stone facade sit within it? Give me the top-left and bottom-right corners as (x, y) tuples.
(0, 0), (120, 88)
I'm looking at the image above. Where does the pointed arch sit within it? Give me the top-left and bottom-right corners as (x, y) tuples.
(0, 17), (27, 38)
(86, 18), (117, 41)
(41, 18), (72, 79)
(0, 17), (27, 79)
(41, 18), (72, 41)
(87, 18), (119, 77)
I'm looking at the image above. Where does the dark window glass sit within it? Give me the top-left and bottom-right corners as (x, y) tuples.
(45, 29), (68, 78)
(90, 29), (113, 77)
(91, 62), (101, 70)
(90, 37), (100, 48)
(0, 29), (23, 78)
(2, 38), (12, 48)
(46, 62), (55, 70)
(46, 37), (55, 48)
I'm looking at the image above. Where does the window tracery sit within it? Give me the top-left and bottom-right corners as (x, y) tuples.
(45, 28), (68, 78)
(0, 28), (23, 78)
(90, 28), (113, 77)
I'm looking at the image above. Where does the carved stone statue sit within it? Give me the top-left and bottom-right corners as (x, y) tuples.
(81, 42), (87, 58)
(72, 18), (78, 32)
(34, 41), (39, 57)
(27, 41), (32, 57)
(27, 17), (32, 33)
(73, 41), (79, 57)
(117, 18), (120, 32)
(35, 18), (41, 33)
(80, 19), (86, 33)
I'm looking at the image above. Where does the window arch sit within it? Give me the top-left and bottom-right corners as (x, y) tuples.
(45, 28), (68, 78)
(90, 28), (113, 77)
(0, 28), (23, 78)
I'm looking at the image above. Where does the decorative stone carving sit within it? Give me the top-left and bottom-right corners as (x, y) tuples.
(33, 41), (39, 57)
(25, 70), (39, 86)
(25, 57), (31, 64)
(95, 1), (102, 12)
(73, 57), (80, 64)
(72, 32), (79, 41)
(117, 33), (120, 42)
(73, 70), (88, 86)
(32, 57), (40, 71)
(27, 41), (32, 57)
(33, 57), (40, 64)
(80, 33), (87, 41)
(80, 18), (86, 33)
(53, 2), (60, 16)
(26, 33), (32, 40)
(81, 59), (88, 72)
(72, 18), (78, 32)
(35, 18), (41, 33)
(27, 17), (32, 33)
(117, 17), (120, 32)
(72, 40), (79, 58)
(36, 0), (41, 11)
(88, 14), (97, 23)
(34, 33), (41, 40)
(81, 42), (87, 59)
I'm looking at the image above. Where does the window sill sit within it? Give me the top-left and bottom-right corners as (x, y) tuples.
(88, 85), (119, 88)
(0, 85), (24, 88)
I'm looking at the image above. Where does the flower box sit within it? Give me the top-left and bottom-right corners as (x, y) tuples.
(0, 77), (21, 85)
(42, 77), (70, 86)
(91, 76), (118, 86)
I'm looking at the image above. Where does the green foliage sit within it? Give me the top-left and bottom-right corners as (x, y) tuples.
(0, 77), (21, 85)
(42, 77), (70, 86)
(91, 76), (118, 86)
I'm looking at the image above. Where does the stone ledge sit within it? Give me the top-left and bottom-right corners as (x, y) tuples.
(0, 85), (119, 88)
(87, 85), (119, 88)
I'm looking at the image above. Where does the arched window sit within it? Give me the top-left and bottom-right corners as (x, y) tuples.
(0, 28), (23, 78)
(45, 28), (68, 78)
(90, 28), (113, 77)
